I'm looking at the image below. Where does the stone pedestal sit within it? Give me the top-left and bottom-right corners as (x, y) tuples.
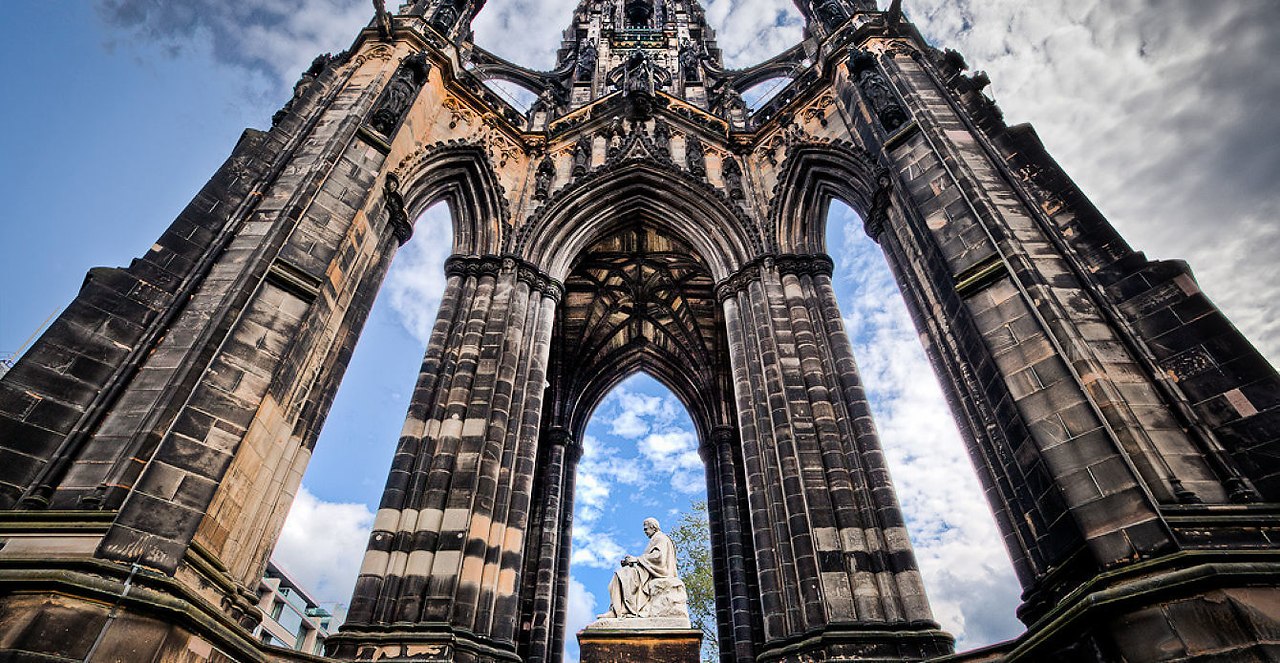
(578, 626), (703, 663)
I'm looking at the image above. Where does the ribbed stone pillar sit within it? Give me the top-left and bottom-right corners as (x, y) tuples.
(330, 255), (561, 661)
(523, 427), (580, 663)
(718, 254), (953, 661)
(700, 425), (757, 663)
(549, 436), (583, 663)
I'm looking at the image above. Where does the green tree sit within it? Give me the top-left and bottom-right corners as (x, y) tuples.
(669, 501), (718, 663)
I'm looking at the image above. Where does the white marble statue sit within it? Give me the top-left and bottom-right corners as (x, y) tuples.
(591, 517), (690, 628)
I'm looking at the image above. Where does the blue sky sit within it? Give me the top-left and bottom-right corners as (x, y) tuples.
(3, 1), (1278, 661)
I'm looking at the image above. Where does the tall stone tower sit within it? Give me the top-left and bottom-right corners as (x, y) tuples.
(0, 1), (1276, 662)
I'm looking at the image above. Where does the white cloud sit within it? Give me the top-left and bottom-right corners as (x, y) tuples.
(564, 577), (599, 663)
(570, 522), (629, 569)
(97, 0), (370, 88)
(899, 0), (1280, 364)
(830, 203), (1022, 648)
(386, 203), (454, 344)
(607, 389), (681, 438)
(273, 485), (375, 610)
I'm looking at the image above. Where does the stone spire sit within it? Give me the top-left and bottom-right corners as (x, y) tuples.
(553, 0), (724, 109)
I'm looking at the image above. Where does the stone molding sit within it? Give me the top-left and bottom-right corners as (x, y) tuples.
(443, 254), (565, 302)
(714, 253), (834, 302)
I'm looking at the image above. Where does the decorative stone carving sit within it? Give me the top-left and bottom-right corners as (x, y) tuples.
(652, 120), (671, 158)
(849, 50), (908, 132)
(369, 51), (432, 137)
(590, 518), (690, 629)
(272, 53), (336, 126)
(383, 173), (413, 246)
(813, 0), (849, 31)
(429, 0), (465, 34)
(534, 154), (556, 200)
(572, 134), (593, 176)
(607, 49), (672, 119)
(575, 39), (598, 82)
(678, 39), (703, 83)
(721, 155), (744, 199)
(864, 171), (893, 241)
(685, 136), (706, 176)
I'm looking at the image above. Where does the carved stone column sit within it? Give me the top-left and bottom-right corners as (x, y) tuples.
(700, 424), (757, 663)
(523, 426), (580, 663)
(718, 254), (954, 661)
(331, 255), (561, 661)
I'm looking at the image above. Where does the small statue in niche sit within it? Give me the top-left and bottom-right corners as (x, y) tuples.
(850, 51), (908, 131)
(813, 0), (849, 31)
(429, 0), (464, 33)
(652, 120), (671, 158)
(678, 38), (703, 83)
(533, 155), (556, 200)
(607, 49), (672, 119)
(722, 156), (744, 199)
(709, 79), (744, 116)
(594, 518), (689, 623)
(370, 51), (432, 136)
(572, 135), (593, 176)
(383, 173), (412, 245)
(685, 136), (706, 177)
(575, 39), (598, 82)
(605, 116), (627, 159)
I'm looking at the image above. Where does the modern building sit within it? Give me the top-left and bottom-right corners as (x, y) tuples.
(254, 560), (344, 655)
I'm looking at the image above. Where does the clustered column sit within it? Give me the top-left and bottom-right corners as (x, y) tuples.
(522, 426), (583, 663)
(332, 255), (561, 660)
(700, 424), (758, 663)
(717, 254), (953, 660)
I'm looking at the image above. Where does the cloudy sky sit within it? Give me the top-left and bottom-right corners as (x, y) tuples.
(1, 0), (1277, 659)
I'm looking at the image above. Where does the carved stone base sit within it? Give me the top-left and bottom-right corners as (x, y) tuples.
(577, 627), (702, 663)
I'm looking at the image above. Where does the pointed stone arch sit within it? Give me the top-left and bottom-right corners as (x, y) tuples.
(393, 141), (510, 255)
(769, 140), (890, 253)
(514, 160), (762, 281)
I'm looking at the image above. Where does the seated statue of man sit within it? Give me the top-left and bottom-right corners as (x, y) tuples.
(598, 517), (688, 620)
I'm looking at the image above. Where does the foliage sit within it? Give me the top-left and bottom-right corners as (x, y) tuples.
(668, 500), (718, 663)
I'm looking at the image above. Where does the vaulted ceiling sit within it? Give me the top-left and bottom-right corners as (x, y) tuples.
(549, 220), (732, 438)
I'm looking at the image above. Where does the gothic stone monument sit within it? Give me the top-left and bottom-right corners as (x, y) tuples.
(0, 0), (1278, 662)
(577, 517), (702, 663)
